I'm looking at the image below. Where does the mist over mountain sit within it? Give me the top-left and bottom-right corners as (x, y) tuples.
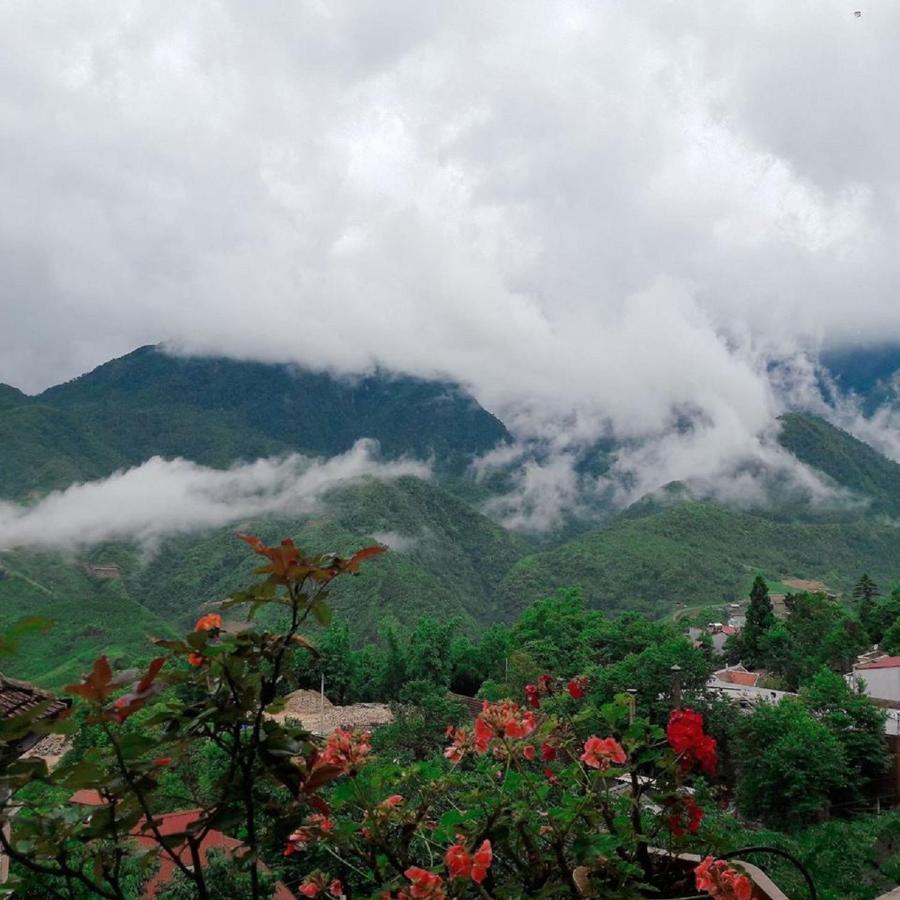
(1, 342), (899, 688)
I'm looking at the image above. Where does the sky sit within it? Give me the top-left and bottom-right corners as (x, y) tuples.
(1, 1), (899, 534)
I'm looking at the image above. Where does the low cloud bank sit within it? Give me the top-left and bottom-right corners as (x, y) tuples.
(0, 441), (429, 550)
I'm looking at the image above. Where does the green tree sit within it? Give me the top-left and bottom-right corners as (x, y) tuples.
(880, 618), (900, 656)
(868, 585), (900, 646)
(406, 616), (458, 687)
(379, 622), (408, 698)
(854, 574), (881, 640)
(742, 576), (775, 667)
(801, 668), (889, 806)
(589, 637), (712, 720)
(303, 622), (353, 704)
(371, 680), (465, 761)
(158, 849), (274, 899)
(736, 699), (846, 828)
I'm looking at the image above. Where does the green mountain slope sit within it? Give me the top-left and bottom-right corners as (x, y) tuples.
(0, 552), (175, 687)
(0, 345), (510, 498)
(120, 476), (530, 633)
(778, 413), (900, 517)
(495, 502), (900, 620)
(0, 477), (529, 686)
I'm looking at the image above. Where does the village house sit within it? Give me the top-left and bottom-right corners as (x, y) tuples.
(687, 623), (737, 655)
(852, 656), (900, 704)
(706, 665), (793, 708)
(69, 794), (295, 898)
(0, 673), (71, 884)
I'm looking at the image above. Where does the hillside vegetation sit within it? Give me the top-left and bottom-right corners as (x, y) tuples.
(0, 477), (530, 685)
(495, 502), (900, 619)
(0, 552), (174, 686)
(778, 413), (900, 517)
(0, 345), (510, 498)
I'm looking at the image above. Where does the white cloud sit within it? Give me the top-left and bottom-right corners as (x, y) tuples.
(0, 1), (898, 506)
(369, 530), (419, 553)
(0, 441), (429, 550)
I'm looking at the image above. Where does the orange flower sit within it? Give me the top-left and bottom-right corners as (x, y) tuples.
(321, 728), (371, 772)
(580, 736), (627, 771)
(194, 613), (222, 632)
(187, 652), (205, 667)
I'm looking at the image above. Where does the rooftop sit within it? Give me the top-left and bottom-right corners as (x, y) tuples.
(855, 657), (900, 671)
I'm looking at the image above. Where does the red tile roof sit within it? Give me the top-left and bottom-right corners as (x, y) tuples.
(70, 789), (106, 806)
(67, 800), (294, 899)
(856, 656), (900, 670)
(715, 669), (759, 687)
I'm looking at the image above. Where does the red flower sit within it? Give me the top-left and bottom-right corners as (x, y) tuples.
(538, 673), (554, 693)
(194, 612), (222, 632)
(153, 756), (172, 768)
(524, 684), (541, 708)
(379, 794), (405, 809)
(445, 844), (470, 879)
(471, 840), (492, 883)
(666, 794), (704, 837)
(444, 841), (492, 884)
(473, 716), (493, 752)
(542, 742), (557, 762)
(667, 709), (718, 777)
(580, 736), (627, 770)
(444, 726), (469, 763)
(522, 744), (536, 761)
(403, 866), (446, 899)
(284, 815), (334, 855)
(543, 767), (559, 783)
(328, 880), (344, 898)
(694, 857), (753, 900)
(298, 873), (329, 897)
(567, 676), (589, 699)
(187, 652), (205, 667)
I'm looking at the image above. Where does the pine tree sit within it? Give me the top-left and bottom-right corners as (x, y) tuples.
(742, 575), (775, 667)
(852, 574), (880, 640)
(853, 573), (880, 605)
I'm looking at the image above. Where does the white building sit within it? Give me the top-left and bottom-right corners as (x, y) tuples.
(853, 657), (900, 704)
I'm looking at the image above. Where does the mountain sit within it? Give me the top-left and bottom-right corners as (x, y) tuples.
(0, 476), (530, 686)
(778, 413), (900, 518)
(0, 550), (175, 687)
(3, 347), (900, 689)
(494, 502), (900, 620)
(0, 345), (510, 498)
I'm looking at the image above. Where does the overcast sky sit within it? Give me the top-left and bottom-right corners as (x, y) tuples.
(2, 2), (898, 464)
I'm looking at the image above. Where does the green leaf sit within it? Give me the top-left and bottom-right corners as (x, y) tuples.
(311, 601), (332, 627)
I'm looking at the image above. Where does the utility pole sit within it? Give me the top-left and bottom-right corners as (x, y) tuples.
(670, 664), (682, 710)
(320, 672), (325, 736)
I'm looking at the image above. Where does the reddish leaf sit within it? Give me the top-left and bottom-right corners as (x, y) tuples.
(343, 546), (387, 574)
(64, 656), (115, 703)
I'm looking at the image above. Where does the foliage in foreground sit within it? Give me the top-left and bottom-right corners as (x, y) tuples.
(1, 536), (756, 900)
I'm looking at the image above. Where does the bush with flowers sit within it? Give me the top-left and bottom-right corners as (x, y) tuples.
(0, 535), (761, 899)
